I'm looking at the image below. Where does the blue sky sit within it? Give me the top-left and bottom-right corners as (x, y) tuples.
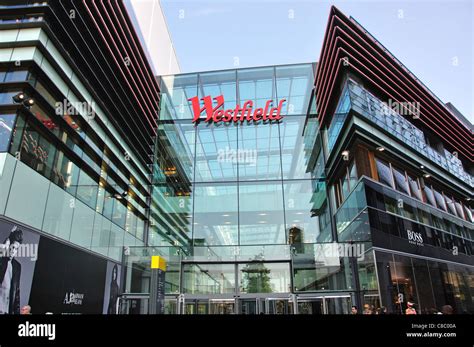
(160, 0), (473, 123)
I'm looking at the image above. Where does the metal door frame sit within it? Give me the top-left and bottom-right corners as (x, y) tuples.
(295, 293), (353, 314)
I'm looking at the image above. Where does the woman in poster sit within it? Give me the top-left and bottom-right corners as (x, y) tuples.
(107, 264), (119, 314)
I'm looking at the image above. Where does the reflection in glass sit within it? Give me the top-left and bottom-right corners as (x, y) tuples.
(433, 189), (447, 212)
(284, 180), (328, 243)
(238, 121), (281, 181)
(183, 264), (235, 294)
(156, 121), (195, 183)
(408, 175), (422, 201)
(238, 67), (274, 106)
(160, 74), (198, 120)
(293, 244), (352, 291)
(0, 113), (16, 152)
(279, 116), (312, 179)
(195, 122), (238, 182)
(193, 182), (238, 246)
(275, 64), (314, 115)
(200, 70), (237, 110)
(239, 181), (285, 245)
(444, 196), (457, 217)
(239, 262), (290, 293)
(375, 158), (393, 188)
(392, 167), (409, 195)
(423, 186), (437, 208)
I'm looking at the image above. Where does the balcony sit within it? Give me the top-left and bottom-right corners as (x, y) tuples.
(343, 80), (473, 187)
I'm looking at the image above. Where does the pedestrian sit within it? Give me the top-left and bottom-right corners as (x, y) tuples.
(20, 305), (31, 315)
(351, 305), (358, 314)
(405, 302), (417, 315)
(441, 305), (453, 314)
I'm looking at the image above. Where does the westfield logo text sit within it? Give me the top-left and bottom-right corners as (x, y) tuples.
(188, 95), (286, 123)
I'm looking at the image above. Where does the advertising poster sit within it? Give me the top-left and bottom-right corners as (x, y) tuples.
(0, 218), (40, 314)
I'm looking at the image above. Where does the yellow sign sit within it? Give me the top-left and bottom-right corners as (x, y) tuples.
(151, 256), (167, 271)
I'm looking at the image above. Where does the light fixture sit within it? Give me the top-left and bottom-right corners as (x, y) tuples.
(258, 221), (267, 224)
(341, 150), (350, 157)
(164, 166), (177, 176)
(114, 191), (128, 200)
(24, 98), (35, 107)
(466, 198), (472, 202)
(295, 212), (304, 215)
(376, 146), (385, 152)
(12, 92), (26, 103)
(420, 165), (424, 169)
(423, 173), (431, 179)
(222, 214), (230, 217)
(258, 213), (267, 216)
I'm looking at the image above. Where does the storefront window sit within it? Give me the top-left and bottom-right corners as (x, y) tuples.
(392, 254), (419, 314)
(411, 258), (436, 314)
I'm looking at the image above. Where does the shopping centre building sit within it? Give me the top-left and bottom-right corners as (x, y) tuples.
(0, 3), (472, 314)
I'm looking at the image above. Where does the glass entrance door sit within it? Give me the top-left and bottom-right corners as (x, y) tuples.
(297, 298), (324, 314)
(239, 298), (259, 314)
(265, 298), (290, 314)
(209, 299), (235, 314)
(184, 299), (209, 314)
(296, 295), (352, 314)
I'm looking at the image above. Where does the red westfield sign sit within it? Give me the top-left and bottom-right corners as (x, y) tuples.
(188, 95), (286, 123)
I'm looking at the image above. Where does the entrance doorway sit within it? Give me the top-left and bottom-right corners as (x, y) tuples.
(295, 295), (352, 314)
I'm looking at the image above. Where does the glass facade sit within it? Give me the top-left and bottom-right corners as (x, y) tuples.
(128, 64), (474, 314)
(0, 29), (149, 261)
(151, 64), (331, 249)
(375, 251), (474, 314)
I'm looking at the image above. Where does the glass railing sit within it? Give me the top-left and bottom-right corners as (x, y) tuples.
(183, 244), (291, 262)
(335, 179), (367, 234)
(346, 80), (473, 187)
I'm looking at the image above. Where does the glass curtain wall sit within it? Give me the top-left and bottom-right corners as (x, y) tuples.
(153, 64), (333, 249)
